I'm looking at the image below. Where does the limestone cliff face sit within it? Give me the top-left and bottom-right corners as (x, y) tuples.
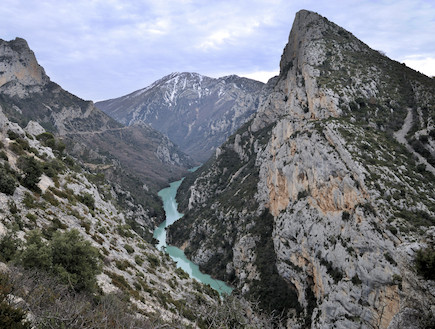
(96, 72), (264, 162)
(0, 38), (49, 96)
(169, 10), (435, 328)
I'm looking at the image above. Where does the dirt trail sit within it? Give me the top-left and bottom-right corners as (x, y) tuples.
(60, 126), (128, 137)
(394, 108), (435, 175)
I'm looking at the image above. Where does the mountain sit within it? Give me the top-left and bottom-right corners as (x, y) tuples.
(96, 72), (264, 162)
(168, 10), (435, 328)
(0, 37), (195, 231)
(0, 38), (273, 328)
(0, 110), (224, 327)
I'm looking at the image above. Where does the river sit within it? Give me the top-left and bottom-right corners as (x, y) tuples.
(153, 178), (233, 295)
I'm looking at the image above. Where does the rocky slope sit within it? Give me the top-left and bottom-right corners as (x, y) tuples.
(0, 37), (195, 231)
(0, 111), (224, 327)
(168, 10), (435, 328)
(96, 72), (264, 162)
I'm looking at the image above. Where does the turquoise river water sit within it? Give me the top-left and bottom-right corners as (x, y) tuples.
(153, 178), (233, 295)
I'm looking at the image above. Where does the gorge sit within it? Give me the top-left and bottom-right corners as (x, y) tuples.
(0, 8), (434, 329)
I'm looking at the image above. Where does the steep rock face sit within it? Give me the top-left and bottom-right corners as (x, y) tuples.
(0, 38), (195, 230)
(96, 72), (264, 162)
(0, 38), (49, 96)
(169, 10), (435, 328)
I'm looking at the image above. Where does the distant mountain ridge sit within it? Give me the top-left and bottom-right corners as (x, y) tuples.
(96, 72), (265, 162)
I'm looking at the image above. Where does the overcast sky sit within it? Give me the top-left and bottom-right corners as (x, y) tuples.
(1, 0), (434, 101)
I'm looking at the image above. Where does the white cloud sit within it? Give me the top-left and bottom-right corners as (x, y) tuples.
(401, 56), (435, 77)
(0, 0), (434, 100)
(239, 70), (279, 83)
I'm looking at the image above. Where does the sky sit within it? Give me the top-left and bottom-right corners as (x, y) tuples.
(1, 0), (434, 102)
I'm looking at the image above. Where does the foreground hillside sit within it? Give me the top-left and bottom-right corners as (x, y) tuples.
(169, 10), (435, 328)
(0, 37), (283, 329)
(96, 72), (264, 162)
(0, 107), (286, 328)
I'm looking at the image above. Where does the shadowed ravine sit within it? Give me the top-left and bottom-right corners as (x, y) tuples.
(153, 178), (233, 295)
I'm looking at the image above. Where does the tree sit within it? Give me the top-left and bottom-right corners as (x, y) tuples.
(0, 166), (16, 195)
(0, 233), (21, 262)
(415, 246), (435, 280)
(0, 272), (31, 329)
(50, 229), (101, 292)
(17, 156), (42, 191)
(21, 230), (51, 271)
(20, 229), (101, 293)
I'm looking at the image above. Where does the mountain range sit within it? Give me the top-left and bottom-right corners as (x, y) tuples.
(0, 9), (434, 329)
(96, 72), (264, 162)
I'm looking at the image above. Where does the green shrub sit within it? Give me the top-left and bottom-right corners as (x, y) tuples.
(146, 254), (160, 268)
(384, 252), (397, 265)
(42, 191), (59, 206)
(7, 130), (21, 140)
(175, 267), (189, 280)
(0, 150), (8, 160)
(0, 272), (31, 329)
(0, 166), (16, 195)
(297, 190), (309, 200)
(124, 244), (134, 254)
(415, 247), (435, 280)
(351, 274), (362, 285)
(0, 233), (21, 262)
(21, 230), (52, 271)
(134, 255), (144, 266)
(78, 192), (95, 210)
(115, 259), (132, 271)
(50, 229), (101, 292)
(17, 156), (42, 192)
(42, 160), (62, 177)
(22, 192), (35, 208)
(20, 229), (101, 292)
(8, 200), (19, 214)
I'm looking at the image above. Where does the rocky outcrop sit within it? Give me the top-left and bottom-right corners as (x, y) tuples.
(169, 10), (435, 328)
(0, 38), (49, 96)
(96, 72), (265, 162)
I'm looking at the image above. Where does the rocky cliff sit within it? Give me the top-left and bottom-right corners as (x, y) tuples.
(168, 10), (435, 328)
(96, 72), (264, 162)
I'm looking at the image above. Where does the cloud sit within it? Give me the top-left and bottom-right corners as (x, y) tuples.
(237, 70), (279, 83)
(402, 56), (435, 77)
(0, 0), (434, 101)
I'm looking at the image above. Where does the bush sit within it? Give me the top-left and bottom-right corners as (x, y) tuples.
(0, 166), (16, 195)
(124, 244), (134, 254)
(21, 230), (52, 271)
(7, 130), (21, 140)
(20, 229), (101, 292)
(78, 192), (95, 210)
(146, 254), (160, 268)
(415, 247), (435, 280)
(50, 229), (101, 292)
(0, 150), (8, 160)
(0, 233), (21, 262)
(17, 156), (42, 191)
(0, 272), (31, 329)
